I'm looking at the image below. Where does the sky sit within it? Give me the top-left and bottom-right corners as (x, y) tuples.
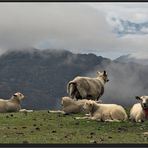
(0, 3), (148, 59)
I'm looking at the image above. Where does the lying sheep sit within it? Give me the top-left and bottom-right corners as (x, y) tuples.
(130, 96), (148, 122)
(76, 100), (128, 122)
(0, 92), (33, 113)
(49, 96), (102, 115)
(67, 70), (109, 101)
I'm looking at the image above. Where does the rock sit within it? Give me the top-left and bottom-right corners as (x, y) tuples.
(90, 132), (95, 135)
(100, 137), (104, 141)
(51, 130), (56, 133)
(90, 140), (97, 144)
(22, 126), (27, 129)
(16, 132), (24, 135)
(35, 127), (40, 131)
(108, 136), (112, 139)
(6, 116), (9, 118)
(75, 122), (79, 125)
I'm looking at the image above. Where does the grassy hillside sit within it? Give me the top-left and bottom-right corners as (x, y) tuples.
(0, 110), (148, 144)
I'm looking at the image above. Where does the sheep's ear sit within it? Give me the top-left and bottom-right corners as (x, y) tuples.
(135, 96), (141, 100)
(97, 71), (101, 75)
(103, 70), (107, 76)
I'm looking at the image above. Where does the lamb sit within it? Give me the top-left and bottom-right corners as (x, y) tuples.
(49, 96), (102, 114)
(67, 70), (109, 101)
(130, 96), (148, 122)
(0, 92), (33, 113)
(76, 100), (128, 122)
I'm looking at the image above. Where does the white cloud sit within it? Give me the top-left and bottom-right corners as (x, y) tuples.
(0, 3), (148, 59)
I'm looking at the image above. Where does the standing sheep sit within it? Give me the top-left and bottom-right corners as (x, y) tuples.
(0, 92), (32, 113)
(130, 96), (148, 122)
(67, 70), (109, 101)
(76, 100), (128, 122)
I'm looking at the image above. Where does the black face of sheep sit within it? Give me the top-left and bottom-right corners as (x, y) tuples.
(97, 71), (109, 83)
(136, 96), (148, 109)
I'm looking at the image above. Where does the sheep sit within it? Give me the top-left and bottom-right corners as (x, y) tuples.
(130, 96), (148, 122)
(49, 96), (102, 115)
(0, 92), (33, 113)
(75, 100), (128, 122)
(67, 70), (109, 101)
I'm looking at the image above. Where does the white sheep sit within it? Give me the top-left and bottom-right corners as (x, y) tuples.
(49, 96), (102, 114)
(0, 92), (33, 113)
(76, 100), (128, 122)
(67, 70), (109, 101)
(49, 96), (89, 114)
(130, 96), (148, 122)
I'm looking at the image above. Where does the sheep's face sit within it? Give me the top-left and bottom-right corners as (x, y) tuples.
(136, 96), (148, 109)
(97, 70), (109, 83)
(83, 100), (94, 112)
(13, 92), (25, 101)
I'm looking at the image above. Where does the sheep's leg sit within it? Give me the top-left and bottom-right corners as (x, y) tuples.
(48, 110), (65, 114)
(75, 116), (90, 120)
(19, 109), (33, 113)
(104, 119), (121, 122)
(85, 113), (91, 117)
(90, 116), (101, 121)
(136, 118), (144, 123)
(135, 114), (145, 123)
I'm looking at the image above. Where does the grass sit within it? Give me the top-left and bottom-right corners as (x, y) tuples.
(0, 110), (147, 144)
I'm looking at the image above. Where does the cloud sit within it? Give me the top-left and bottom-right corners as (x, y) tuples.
(0, 3), (148, 59)
(86, 61), (147, 106)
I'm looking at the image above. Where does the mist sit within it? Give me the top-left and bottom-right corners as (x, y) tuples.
(86, 61), (148, 107)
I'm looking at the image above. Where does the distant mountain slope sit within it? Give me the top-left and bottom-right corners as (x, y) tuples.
(115, 54), (148, 65)
(0, 49), (111, 109)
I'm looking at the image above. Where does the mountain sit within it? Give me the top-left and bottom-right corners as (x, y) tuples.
(0, 49), (148, 109)
(0, 49), (111, 110)
(115, 54), (148, 65)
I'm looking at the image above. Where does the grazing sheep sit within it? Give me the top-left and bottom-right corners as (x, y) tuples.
(0, 92), (32, 113)
(130, 96), (148, 122)
(67, 70), (109, 101)
(76, 100), (127, 122)
(49, 96), (102, 115)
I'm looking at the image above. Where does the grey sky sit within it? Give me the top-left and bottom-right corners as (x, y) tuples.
(0, 3), (148, 59)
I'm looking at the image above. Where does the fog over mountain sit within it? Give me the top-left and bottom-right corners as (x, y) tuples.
(0, 48), (147, 110)
(115, 54), (148, 65)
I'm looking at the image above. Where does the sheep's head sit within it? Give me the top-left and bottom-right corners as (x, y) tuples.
(13, 92), (25, 101)
(97, 70), (109, 83)
(83, 100), (95, 112)
(136, 96), (148, 109)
